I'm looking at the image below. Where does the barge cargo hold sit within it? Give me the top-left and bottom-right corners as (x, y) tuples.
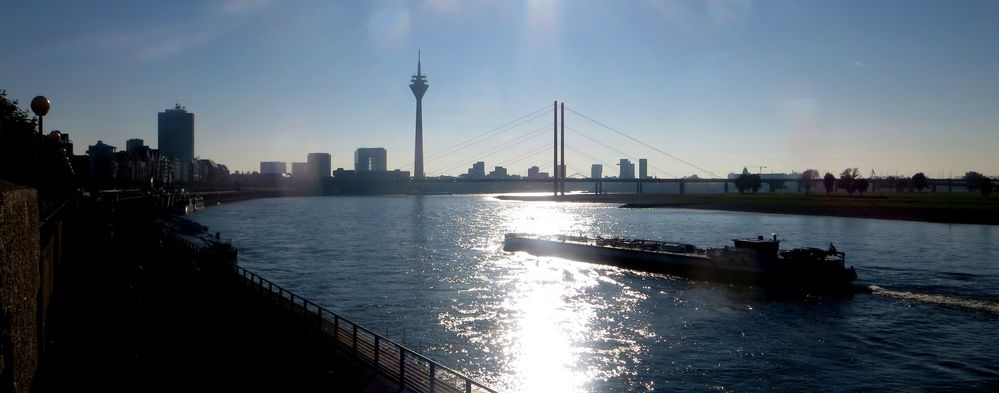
(503, 233), (857, 289)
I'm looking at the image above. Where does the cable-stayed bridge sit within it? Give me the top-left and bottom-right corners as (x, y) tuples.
(404, 101), (739, 195)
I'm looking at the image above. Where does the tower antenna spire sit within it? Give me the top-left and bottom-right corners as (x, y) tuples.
(410, 50), (429, 180)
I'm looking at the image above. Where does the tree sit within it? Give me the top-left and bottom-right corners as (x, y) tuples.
(854, 178), (870, 196)
(823, 172), (835, 195)
(838, 168), (861, 196)
(964, 171), (984, 192)
(800, 169), (820, 195)
(735, 173), (750, 194)
(749, 174), (762, 193)
(0, 90), (40, 186)
(911, 172), (928, 192)
(895, 177), (910, 192)
(983, 177), (993, 198)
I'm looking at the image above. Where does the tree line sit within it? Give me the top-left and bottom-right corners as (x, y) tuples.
(734, 168), (994, 198)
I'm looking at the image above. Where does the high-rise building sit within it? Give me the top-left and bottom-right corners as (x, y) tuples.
(306, 153), (331, 178)
(158, 104), (194, 160)
(465, 161), (485, 178)
(527, 166), (540, 179)
(487, 166), (508, 178)
(126, 138), (144, 153)
(291, 162), (307, 177)
(639, 158), (648, 179)
(618, 159), (635, 179)
(354, 147), (387, 172)
(410, 51), (429, 180)
(260, 161), (287, 175)
(591, 164), (603, 179)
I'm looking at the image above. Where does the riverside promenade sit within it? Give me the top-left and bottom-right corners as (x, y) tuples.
(18, 191), (494, 392)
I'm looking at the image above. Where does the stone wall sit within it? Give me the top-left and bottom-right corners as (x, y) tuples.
(0, 180), (40, 393)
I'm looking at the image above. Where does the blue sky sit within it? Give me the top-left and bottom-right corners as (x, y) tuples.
(2, 0), (997, 177)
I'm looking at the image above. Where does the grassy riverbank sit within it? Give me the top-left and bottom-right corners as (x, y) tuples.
(496, 192), (999, 225)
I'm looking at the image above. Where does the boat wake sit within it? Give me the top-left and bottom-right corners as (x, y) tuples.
(869, 285), (999, 314)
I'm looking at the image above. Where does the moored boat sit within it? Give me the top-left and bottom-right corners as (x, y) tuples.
(503, 233), (857, 290)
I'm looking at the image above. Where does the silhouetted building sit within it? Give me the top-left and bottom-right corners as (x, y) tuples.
(291, 162), (307, 177)
(307, 153), (331, 178)
(639, 158), (648, 179)
(158, 104), (194, 160)
(527, 166), (540, 179)
(198, 159), (230, 184)
(463, 162), (485, 178)
(410, 52), (429, 180)
(354, 148), (387, 172)
(126, 138), (144, 153)
(618, 159), (635, 179)
(487, 166), (508, 178)
(260, 161), (287, 175)
(87, 140), (118, 188)
(728, 167), (752, 180)
(591, 164), (603, 179)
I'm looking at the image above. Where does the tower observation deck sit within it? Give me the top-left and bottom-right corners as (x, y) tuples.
(410, 51), (429, 180)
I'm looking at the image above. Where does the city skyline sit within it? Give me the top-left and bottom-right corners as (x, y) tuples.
(2, 1), (998, 176)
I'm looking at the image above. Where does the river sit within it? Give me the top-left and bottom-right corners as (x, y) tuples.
(193, 194), (999, 392)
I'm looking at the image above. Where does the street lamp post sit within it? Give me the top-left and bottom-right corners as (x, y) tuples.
(31, 95), (51, 135)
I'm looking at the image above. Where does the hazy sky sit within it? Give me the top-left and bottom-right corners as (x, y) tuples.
(2, 0), (997, 177)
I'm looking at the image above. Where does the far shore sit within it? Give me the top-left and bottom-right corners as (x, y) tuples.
(496, 192), (999, 225)
(183, 188), (998, 225)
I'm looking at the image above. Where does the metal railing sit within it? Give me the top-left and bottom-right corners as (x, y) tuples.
(166, 232), (496, 393)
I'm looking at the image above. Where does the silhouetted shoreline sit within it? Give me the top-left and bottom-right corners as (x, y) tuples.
(496, 193), (999, 225)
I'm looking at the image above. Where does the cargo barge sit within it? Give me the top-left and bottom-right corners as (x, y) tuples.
(503, 233), (857, 289)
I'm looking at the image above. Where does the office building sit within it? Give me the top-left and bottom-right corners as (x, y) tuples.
(354, 147), (387, 172)
(465, 161), (485, 178)
(527, 166), (540, 179)
(307, 153), (331, 178)
(639, 158), (648, 179)
(487, 166), (508, 178)
(591, 164), (603, 179)
(126, 138), (144, 153)
(158, 104), (194, 160)
(291, 162), (307, 177)
(618, 159), (635, 179)
(260, 161), (287, 175)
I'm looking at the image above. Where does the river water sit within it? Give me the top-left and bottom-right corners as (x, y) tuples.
(193, 195), (999, 392)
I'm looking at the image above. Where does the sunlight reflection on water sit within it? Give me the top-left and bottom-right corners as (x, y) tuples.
(193, 195), (999, 392)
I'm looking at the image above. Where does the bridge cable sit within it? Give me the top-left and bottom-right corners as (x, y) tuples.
(495, 142), (556, 169)
(566, 106), (720, 178)
(433, 123), (551, 175)
(416, 104), (553, 169)
(433, 123), (552, 176)
(566, 126), (676, 177)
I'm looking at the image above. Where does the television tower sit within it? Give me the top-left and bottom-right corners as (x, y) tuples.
(410, 50), (429, 180)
